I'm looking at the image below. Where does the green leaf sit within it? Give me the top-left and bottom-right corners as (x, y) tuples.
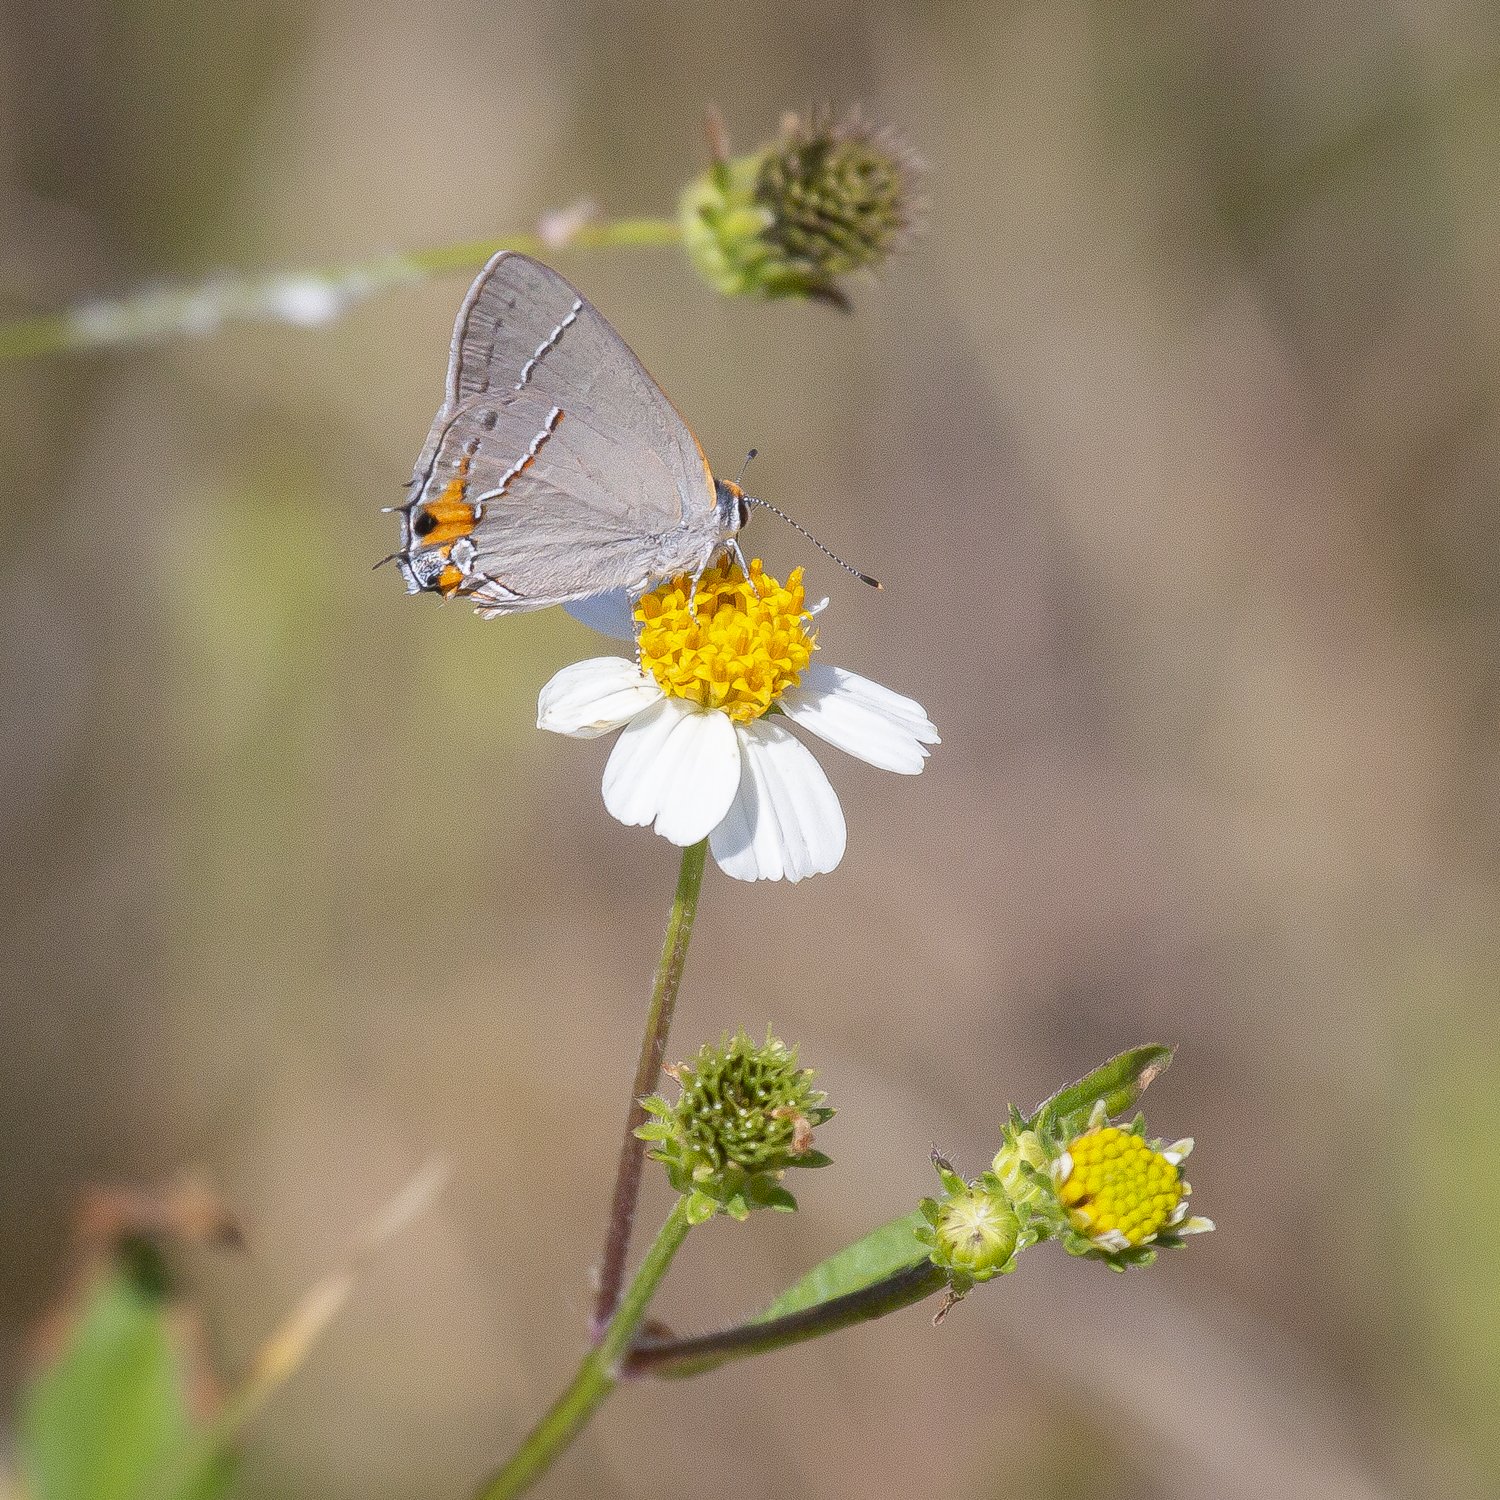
(1030, 1044), (1175, 1131)
(758, 1211), (930, 1321)
(761, 1187), (800, 1213)
(17, 1262), (237, 1500)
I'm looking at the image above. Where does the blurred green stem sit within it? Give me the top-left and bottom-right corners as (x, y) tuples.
(474, 1198), (694, 1500)
(592, 838), (707, 1336)
(0, 217), (683, 361)
(623, 1261), (946, 1379)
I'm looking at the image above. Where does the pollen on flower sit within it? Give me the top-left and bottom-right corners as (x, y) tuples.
(635, 557), (815, 722)
(1056, 1126), (1183, 1248)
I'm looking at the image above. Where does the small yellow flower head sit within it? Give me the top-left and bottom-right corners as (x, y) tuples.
(1053, 1124), (1206, 1255)
(680, 109), (924, 306)
(634, 558), (815, 723)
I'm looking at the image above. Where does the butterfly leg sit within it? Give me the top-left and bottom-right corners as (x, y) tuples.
(686, 559), (710, 621)
(727, 539), (763, 596)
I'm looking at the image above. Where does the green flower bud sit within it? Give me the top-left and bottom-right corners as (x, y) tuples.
(679, 109), (924, 306)
(637, 1030), (833, 1221)
(916, 1157), (1021, 1299)
(991, 1125), (1050, 1208)
(929, 1185), (1019, 1279)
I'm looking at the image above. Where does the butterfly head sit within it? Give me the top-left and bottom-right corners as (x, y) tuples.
(714, 477), (753, 539)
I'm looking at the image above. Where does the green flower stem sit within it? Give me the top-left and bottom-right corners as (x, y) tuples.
(623, 1261), (946, 1380)
(474, 1198), (695, 1500)
(0, 217), (683, 362)
(404, 217), (682, 276)
(592, 838), (708, 1336)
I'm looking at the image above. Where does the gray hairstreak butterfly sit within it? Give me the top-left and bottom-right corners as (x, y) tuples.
(392, 251), (752, 616)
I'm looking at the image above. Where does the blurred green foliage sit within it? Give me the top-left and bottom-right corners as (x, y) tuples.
(17, 1245), (234, 1500)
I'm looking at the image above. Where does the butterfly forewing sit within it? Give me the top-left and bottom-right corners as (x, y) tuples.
(400, 252), (726, 614)
(445, 253), (712, 511)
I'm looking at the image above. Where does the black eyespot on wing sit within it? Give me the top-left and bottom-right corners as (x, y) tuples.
(413, 510), (438, 538)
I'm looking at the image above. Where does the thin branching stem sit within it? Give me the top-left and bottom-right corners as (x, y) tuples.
(0, 217), (683, 362)
(592, 838), (708, 1336)
(474, 1198), (694, 1500)
(622, 1261), (946, 1380)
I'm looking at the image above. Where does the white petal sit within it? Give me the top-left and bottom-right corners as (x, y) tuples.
(651, 711), (742, 845)
(710, 722), (846, 883)
(537, 657), (661, 738)
(564, 588), (638, 641)
(779, 661), (940, 774)
(601, 700), (742, 846)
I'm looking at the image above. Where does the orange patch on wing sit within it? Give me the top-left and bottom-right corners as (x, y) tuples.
(424, 541), (468, 599)
(413, 474), (479, 547)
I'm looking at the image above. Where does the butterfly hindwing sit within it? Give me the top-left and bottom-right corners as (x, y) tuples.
(404, 391), (711, 611)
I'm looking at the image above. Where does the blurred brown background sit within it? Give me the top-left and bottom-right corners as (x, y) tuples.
(3, 1), (1498, 1496)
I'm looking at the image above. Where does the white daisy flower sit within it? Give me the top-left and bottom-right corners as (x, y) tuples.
(537, 559), (938, 882)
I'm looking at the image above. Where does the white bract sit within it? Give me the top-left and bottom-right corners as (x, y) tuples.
(537, 561), (938, 883)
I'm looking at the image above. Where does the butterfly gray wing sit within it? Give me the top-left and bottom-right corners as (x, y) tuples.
(441, 251), (715, 521)
(404, 392), (721, 614)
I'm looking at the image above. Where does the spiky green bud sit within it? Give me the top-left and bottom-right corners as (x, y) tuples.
(680, 109), (924, 306)
(638, 1030), (833, 1222)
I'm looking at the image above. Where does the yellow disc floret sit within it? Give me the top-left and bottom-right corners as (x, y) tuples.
(1056, 1126), (1183, 1248)
(635, 558), (815, 723)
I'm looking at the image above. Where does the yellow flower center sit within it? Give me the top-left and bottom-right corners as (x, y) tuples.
(1058, 1126), (1182, 1247)
(635, 558), (815, 723)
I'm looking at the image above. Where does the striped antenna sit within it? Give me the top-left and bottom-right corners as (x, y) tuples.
(746, 492), (882, 589)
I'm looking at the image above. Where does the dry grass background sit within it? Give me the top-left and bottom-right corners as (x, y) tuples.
(3, 2), (1499, 1497)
